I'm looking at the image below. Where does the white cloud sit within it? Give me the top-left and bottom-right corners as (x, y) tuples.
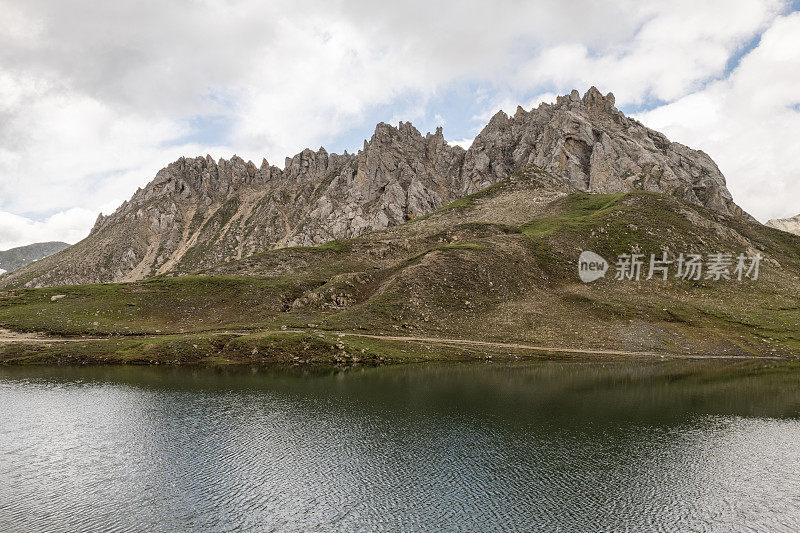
(449, 139), (474, 150)
(512, 0), (783, 106)
(636, 11), (800, 221)
(0, 208), (96, 250)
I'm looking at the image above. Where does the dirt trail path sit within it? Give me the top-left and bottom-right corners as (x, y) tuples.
(237, 329), (782, 361)
(0, 329), (95, 343)
(0, 327), (786, 360)
(315, 331), (784, 360)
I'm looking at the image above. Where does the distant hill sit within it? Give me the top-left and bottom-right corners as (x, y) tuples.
(767, 213), (800, 236)
(0, 242), (70, 273)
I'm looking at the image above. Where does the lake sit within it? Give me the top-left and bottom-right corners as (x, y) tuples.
(2, 360), (800, 532)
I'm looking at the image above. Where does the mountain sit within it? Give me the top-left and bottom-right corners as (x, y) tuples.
(1, 87), (751, 290)
(0, 242), (70, 274)
(767, 213), (800, 235)
(1, 166), (798, 365)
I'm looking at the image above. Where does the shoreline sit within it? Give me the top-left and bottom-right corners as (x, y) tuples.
(0, 328), (793, 367)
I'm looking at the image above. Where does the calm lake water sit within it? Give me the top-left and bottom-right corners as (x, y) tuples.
(2, 360), (800, 532)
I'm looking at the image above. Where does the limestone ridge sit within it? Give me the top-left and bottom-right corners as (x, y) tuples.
(766, 213), (800, 235)
(4, 87), (750, 288)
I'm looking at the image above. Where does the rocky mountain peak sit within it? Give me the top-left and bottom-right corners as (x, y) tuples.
(551, 86), (616, 111)
(583, 86), (616, 109)
(462, 87), (748, 219)
(368, 121), (428, 147)
(3, 87), (754, 288)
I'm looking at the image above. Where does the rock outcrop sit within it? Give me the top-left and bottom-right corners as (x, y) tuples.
(2, 87), (751, 288)
(460, 88), (748, 218)
(766, 213), (800, 235)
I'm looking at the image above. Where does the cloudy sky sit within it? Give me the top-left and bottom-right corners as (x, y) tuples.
(1, 0), (799, 250)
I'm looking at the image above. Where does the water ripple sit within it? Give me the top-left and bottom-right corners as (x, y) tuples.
(1, 362), (800, 531)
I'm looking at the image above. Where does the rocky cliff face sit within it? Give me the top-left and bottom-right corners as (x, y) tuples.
(766, 213), (800, 235)
(2, 87), (751, 288)
(464, 88), (749, 219)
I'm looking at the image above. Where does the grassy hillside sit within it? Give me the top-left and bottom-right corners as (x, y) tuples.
(2, 167), (799, 365)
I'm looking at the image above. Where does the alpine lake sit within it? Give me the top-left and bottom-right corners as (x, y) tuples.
(2, 358), (800, 531)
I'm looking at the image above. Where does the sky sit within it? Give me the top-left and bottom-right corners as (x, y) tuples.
(1, 0), (799, 250)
